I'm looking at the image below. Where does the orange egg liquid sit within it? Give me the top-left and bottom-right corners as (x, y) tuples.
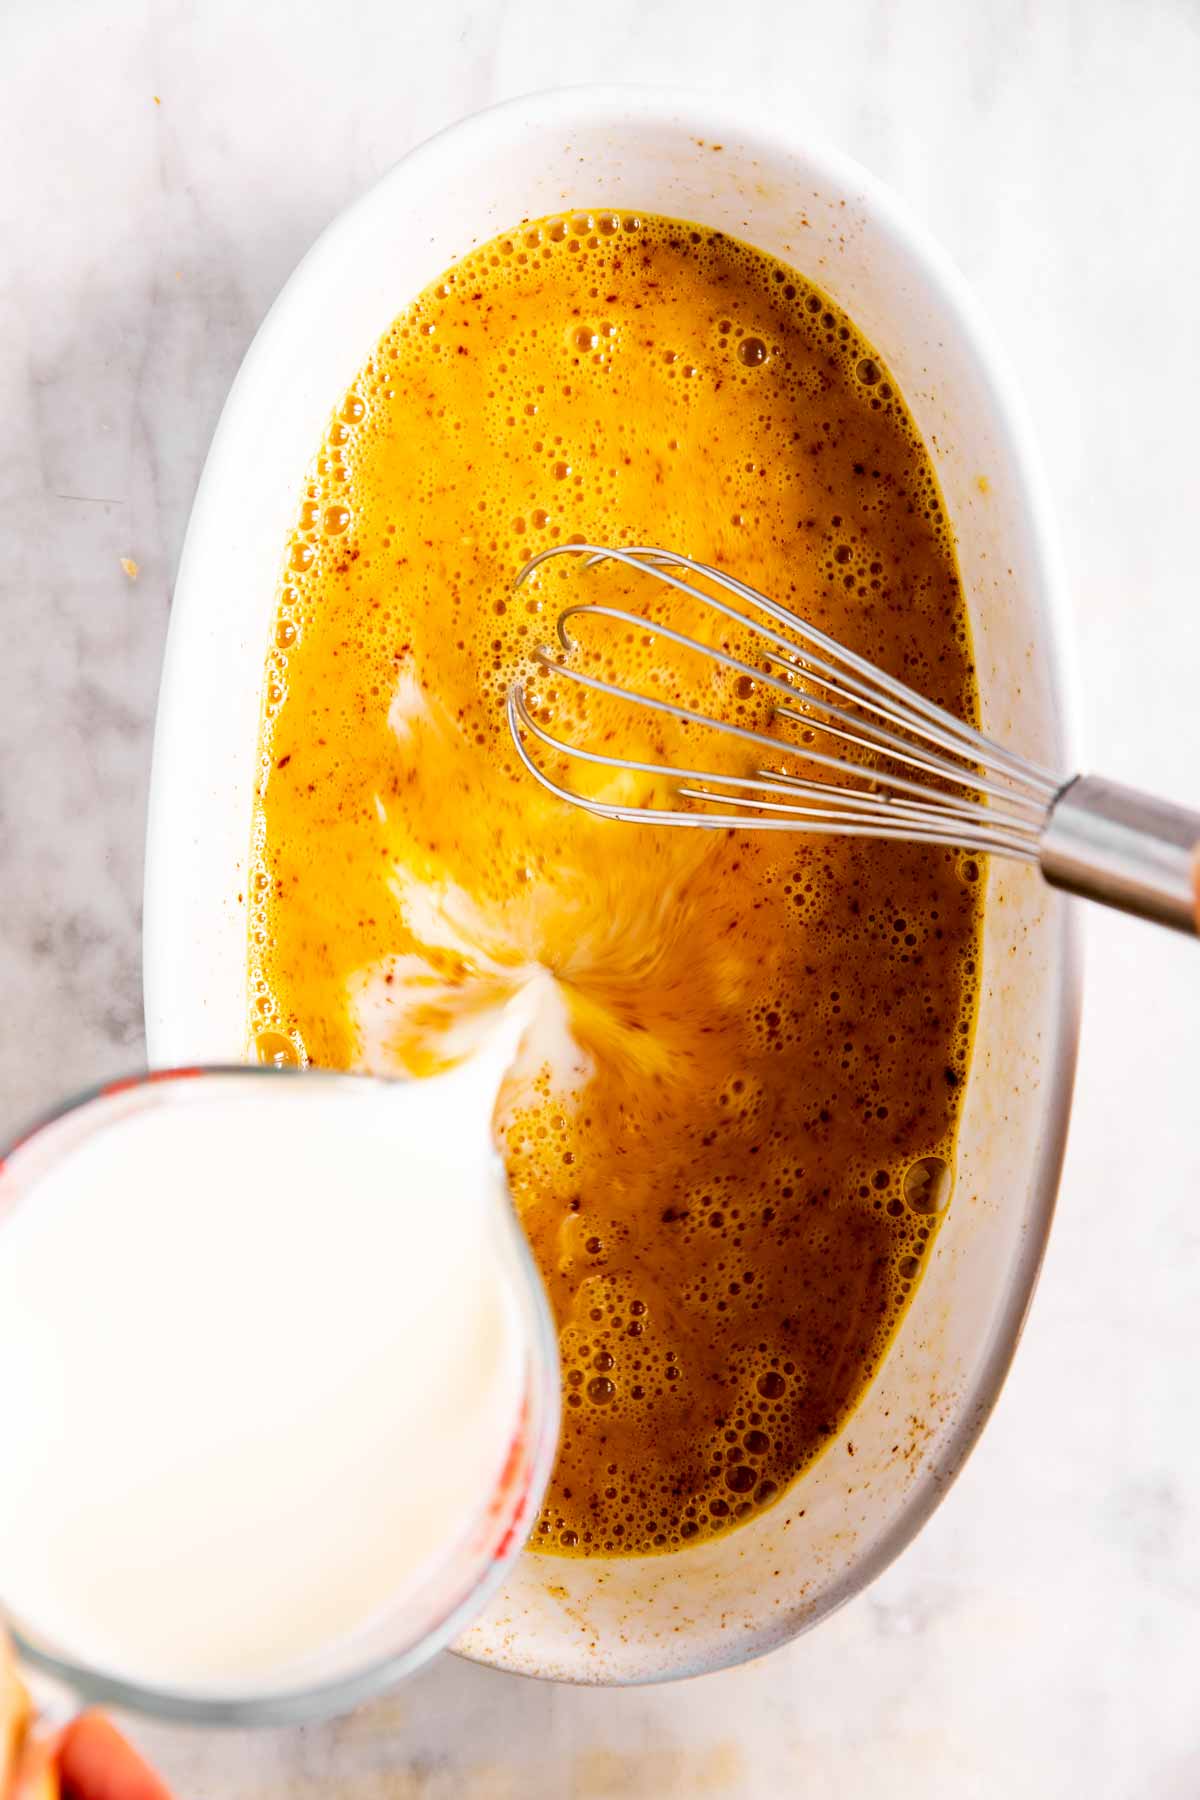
(250, 212), (982, 1556)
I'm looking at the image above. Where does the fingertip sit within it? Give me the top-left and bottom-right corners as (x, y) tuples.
(57, 1714), (173, 1800)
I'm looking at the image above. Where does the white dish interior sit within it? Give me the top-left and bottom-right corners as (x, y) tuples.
(144, 87), (1080, 1683)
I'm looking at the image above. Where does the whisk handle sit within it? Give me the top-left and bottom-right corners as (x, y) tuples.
(1039, 775), (1200, 935)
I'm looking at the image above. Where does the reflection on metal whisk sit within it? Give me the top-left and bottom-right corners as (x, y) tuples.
(507, 544), (1200, 936)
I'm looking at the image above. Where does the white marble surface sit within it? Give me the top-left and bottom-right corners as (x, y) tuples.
(2, 2), (1199, 1795)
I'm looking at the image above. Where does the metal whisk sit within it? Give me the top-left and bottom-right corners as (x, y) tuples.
(507, 544), (1200, 936)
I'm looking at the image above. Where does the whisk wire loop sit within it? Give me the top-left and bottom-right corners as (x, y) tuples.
(509, 544), (1054, 860)
(508, 543), (1200, 936)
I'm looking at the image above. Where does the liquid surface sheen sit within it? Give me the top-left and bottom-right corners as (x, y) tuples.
(251, 211), (983, 1557)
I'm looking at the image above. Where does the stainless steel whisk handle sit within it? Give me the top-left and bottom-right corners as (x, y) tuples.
(1039, 776), (1200, 935)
